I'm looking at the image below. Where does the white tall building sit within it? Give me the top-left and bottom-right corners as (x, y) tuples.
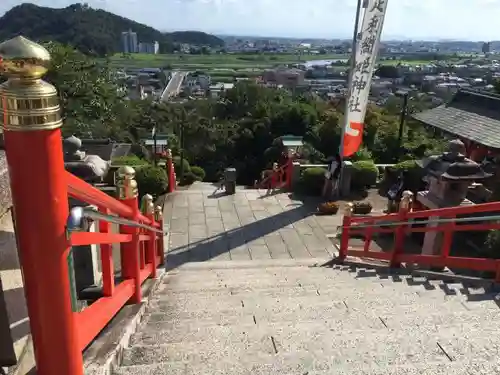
(121, 30), (138, 53)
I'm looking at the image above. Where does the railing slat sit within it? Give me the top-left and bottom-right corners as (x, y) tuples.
(70, 232), (132, 246)
(66, 172), (134, 218)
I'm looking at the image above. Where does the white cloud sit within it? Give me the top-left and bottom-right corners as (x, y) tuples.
(0, 0), (499, 40)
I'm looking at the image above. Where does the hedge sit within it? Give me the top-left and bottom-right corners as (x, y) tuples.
(135, 165), (169, 198)
(190, 166), (206, 181)
(351, 161), (378, 190)
(299, 167), (327, 196)
(173, 156), (190, 176)
(381, 160), (425, 194)
(111, 155), (149, 166)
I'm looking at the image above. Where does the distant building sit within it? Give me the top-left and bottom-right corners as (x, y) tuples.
(482, 42), (491, 54)
(262, 67), (305, 87)
(121, 29), (138, 53)
(138, 41), (160, 54)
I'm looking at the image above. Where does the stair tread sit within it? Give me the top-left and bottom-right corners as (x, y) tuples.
(113, 359), (499, 375)
(142, 306), (500, 332)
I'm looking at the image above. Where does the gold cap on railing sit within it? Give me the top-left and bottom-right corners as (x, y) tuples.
(0, 36), (62, 131)
(154, 205), (163, 221)
(344, 202), (353, 217)
(401, 191), (414, 210)
(116, 166), (138, 199)
(141, 194), (154, 215)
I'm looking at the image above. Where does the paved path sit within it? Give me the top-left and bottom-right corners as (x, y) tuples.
(163, 188), (342, 269)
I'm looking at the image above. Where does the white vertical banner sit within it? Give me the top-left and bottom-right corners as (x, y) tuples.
(342, 0), (389, 157)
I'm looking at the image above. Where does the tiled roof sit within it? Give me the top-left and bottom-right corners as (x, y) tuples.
(80, 139), (132, 161)
(412, 89), (500, 149)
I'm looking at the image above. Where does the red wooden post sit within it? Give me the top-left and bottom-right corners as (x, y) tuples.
(141, 194), (157, 278)
(166, 149), (175, 193)
(286, 158), (293, 190)
(338, 203), (353, 261)
(155, 205), (165, 267)
(116, 166), (142, 303)
(0, 36), (83, 375)
(390, 191), (413, 268)
(99, 206), (114, 297)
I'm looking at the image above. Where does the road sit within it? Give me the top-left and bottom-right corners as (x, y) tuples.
(160, 71), (187, 101)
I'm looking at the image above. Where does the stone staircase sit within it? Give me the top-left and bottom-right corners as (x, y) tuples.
(113, 259), (500, 375)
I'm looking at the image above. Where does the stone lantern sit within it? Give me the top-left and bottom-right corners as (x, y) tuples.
(416, 139), (491, 263)
(63, 135), (110, 183)
(281, 135), (303, 158)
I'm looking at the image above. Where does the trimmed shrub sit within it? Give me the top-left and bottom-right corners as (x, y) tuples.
(351, 148), (373, 161)
(351, 161), (378, 190)
(173, 156), (190, 176)
(190, 166), (206, 181)
(112, 155), (149, 166)
(135, 165), (168, 198)
(299, 167), (327, 196)
(382, 160), (425, 194)
(179, 171), (198, 186)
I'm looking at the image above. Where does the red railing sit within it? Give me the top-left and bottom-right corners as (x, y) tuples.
(255, 159), (293, 190)
(338, 191), (500, 281)
(66, 169), (164, 352)
(3, 131), (174, 375)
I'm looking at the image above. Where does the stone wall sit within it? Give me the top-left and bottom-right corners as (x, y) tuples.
(0, 151), (34, 375)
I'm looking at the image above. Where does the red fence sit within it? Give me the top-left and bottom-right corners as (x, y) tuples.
(338, 191), (500, 281)
(3, 131), (172, 375)
(66, 168), (164, 352)
(256, 159), (293, 190)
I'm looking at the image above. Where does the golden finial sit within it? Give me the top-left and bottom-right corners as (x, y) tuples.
(344, 202), (354, 217)
(0, 36), (51, 79)
(401, 190), (414, 210)
(141, 194), (154, 215)
(165, 149), (172, 158)
(154, 206), (163, 221)
(116, 166), (138, 199)
(0, 36), (62, 131)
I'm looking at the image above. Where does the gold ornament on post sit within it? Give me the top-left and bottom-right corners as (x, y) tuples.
(141, 194), (155, 215)
(344, 202), (354, 217)
(0, 36), (62, 131)
(116, 166), (138, 199)
(154, 205), (163, 221)
(401, 190), (414, 210)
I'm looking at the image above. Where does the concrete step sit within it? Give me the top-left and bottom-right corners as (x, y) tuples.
(147, 291), (475, 320)
(139, 306), (500, 339)
(153, 281), (493, 309)
(113, 358), (499, 375)
(123, 328), (494, 367)
(128, 318), (497, 362)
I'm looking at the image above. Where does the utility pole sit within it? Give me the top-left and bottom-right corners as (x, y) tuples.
(395, 90), (409, 162)
(152, 125), (157, 167)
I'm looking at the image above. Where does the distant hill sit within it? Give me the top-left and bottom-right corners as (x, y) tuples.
(0, 3), (225, 56)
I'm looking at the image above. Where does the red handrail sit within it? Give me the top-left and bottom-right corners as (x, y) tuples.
(256, 158), (293, 190)
(338, 194), (500, 281)
(64, 170), (166, 352)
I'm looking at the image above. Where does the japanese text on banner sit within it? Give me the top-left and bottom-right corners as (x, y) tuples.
(343, 0), (388, 157)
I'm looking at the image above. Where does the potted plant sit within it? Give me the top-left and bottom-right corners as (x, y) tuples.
(317, 201), (339, 215)
(353, 201), (373, 215)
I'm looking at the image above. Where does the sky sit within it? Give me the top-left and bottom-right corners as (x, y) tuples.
(1, 0), (500, 41)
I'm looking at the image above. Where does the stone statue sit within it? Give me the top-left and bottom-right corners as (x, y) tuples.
(63, 135), (110, 182)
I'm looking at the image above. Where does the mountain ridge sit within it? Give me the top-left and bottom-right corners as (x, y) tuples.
(0, 3), (224, 56)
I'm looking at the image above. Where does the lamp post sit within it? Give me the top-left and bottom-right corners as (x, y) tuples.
(395, 90), (409, 162)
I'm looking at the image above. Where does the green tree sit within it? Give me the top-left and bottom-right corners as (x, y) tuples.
(44, 42), (126, 138)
